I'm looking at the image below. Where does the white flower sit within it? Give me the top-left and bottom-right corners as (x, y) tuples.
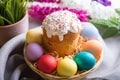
(28, 2), (59, 8)
(60, 0), (92, 10)
(88, 1), (119, 20)
(60, 0), (119, 20)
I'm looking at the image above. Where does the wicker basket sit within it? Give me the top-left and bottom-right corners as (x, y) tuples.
(24, 43), (103, 80)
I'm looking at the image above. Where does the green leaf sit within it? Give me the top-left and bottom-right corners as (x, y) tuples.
(102, 27), (118, 38)
(110, 17), (120, 26)
(0, 17), (4, 26)
(115, 8), (120, 16)
(118, 31), (120, 35)
(90, 18), (120, 38)
(0, 0), (28, 25)
(0, 16), (12, 24)
(6, 0), (15, 23)
(90, 19), (114, 29)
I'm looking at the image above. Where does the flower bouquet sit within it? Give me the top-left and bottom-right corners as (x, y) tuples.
(28, 0), (120, 38)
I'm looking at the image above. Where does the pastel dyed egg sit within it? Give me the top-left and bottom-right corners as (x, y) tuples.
(57, 57), (77, 77)
(81, 22), (99, 40)
(26, 43), (43, 61)
(26, 28), (43, 44)
(74, 52), (96, 70)
(37, 54), (57, 74)
(82, 40), (102, 61)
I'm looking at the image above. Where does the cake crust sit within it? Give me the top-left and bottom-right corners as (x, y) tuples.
(43, 28), (80, 57)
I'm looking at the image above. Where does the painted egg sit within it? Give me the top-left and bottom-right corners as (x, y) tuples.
(26, 43), (43, 61)
(37, 54), (57, 74)
(82, 40), (102, 61)
(57, 57), (77, 77)
(74, 52), (96, 70)
(26, 28), (43, 44)
(81, 22), (99, 40)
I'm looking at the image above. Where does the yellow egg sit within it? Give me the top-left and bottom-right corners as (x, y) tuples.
(26, 28), (43, 44)
(82, 40), (103, 61)
(57, 57), (77, 77)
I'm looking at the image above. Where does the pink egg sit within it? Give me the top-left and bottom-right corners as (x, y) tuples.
(82, 40), (103, 61)
(26, 43), (43, 61)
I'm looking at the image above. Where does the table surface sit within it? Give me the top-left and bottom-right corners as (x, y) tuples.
(1, 1), (120, 80)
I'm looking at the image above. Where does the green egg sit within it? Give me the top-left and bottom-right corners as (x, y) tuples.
(74, 51), (96, 70)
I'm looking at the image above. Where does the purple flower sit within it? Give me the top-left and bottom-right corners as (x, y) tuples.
(69, 9), (88, 22)
(28, 5), (89, 22)
(92, 0), (111, 6)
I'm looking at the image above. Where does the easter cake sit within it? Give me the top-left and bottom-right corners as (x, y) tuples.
(24, 10), (103, 80)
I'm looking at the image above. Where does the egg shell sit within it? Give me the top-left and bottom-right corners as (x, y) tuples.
(74, 52), (96, 70)
(81, 22), (99, 40)
(82, 40), (102, 61)
(37, 54), (57, 74)
(26, 28), (43, 44)
(57, 57), (77, 77)
(26, 43), (43, 61)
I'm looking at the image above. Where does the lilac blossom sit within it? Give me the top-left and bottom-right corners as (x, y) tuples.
(92, 0), (111, 6)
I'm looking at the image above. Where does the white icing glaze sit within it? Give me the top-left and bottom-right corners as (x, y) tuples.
(42, 10), (81, 41)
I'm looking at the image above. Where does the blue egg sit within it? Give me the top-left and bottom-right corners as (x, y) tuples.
(81, 22), (100, 39)
(74, 52), (96, 70)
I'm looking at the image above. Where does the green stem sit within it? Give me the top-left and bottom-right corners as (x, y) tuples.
(0, 16), (12, 25)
